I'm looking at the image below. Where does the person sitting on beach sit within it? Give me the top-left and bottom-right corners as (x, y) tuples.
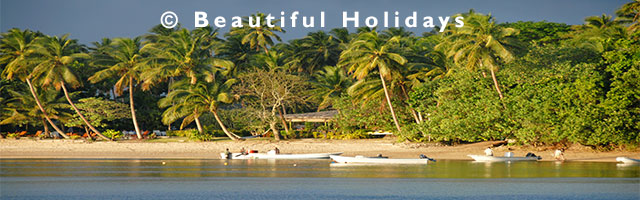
(485, 147), (494, 156)
(554, 148), (565, 161)
(274, 147), (280, 154)
(240, 147), (247, 155)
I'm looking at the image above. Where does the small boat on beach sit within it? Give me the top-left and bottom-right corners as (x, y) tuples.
(330, 155), (431, 164)
(221, 152), (342, 159)
(468, 153), (541, 162)
(616, 157), (640, 164)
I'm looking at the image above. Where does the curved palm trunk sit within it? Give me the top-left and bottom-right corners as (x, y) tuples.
(60, 81), (110, 140)
(26, 79), (69, 139)
(194, 115), (203, 133)
(129, 79), (142, 139)
(211, 110), (240, 140)
(489, 69), (504, 100)
(379, 73), (402, 132)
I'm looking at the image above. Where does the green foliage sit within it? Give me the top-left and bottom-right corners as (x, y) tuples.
(7, 133), (20, 139)
(102, 129), (122, 140)
(64, 97), (131, 129)
(333, 95), (395, 133)
(500, 21), (572, 45)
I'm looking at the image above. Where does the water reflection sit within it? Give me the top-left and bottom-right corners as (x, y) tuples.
(0, 159), (638, 179)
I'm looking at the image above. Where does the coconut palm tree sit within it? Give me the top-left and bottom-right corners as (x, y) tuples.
(89, 37), (149, 139)
(310, 66), (353, 111)
(30, 34), (110, 140)
(286, 31), (341, 74)
(229, 12), (284, 53)
(338, 31), (407, 132)
(0, 28), (71, 139)
(1, 86), (72, 137)
(616, 0), (640, 32)
(158, 78), (241, 140)
(438, 13), (522, 100)
(141, 28), (233, 88)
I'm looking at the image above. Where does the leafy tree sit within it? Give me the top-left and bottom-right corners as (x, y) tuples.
(235, 68), (308, 140)
(500, 21), (571, 45)
(339, 31), (407, 132)
(64, 97), (131, 135)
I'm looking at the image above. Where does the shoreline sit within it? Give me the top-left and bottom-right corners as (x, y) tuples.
(1, 138), (638, 162)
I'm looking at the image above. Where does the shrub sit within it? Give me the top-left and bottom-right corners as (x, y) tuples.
(102, 129), (122, 140)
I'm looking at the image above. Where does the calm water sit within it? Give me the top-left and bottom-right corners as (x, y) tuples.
(0, 159), (639, 199)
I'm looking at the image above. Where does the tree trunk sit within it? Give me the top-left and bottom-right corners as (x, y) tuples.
(194, 115), (203, 133)
(270, 122), (281, 140)
(26, 79), (69, 139)
(211, 110), (240, 140)
(379, 73), (402, 132)
(42, 118), (50, 138)
(277, 105), (290, 134)
(489, 69), (504, 100)
(399, 83), (420, 124)
(167, 77), (174, 131)
(129, 79), (143, 139)
(60, 81), (110, 140)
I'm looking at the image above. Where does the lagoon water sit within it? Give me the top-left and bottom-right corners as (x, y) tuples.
(1, 159), (639, 199)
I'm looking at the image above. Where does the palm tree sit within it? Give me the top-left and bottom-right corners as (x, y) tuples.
(30, 34), (110, 140)
(159, 78), (241, 140)
(89, 37), (148, 139)
(141, 28), (233, 88)
(286, 31), (341, 74)
(338, 31), (407, 132)
(1, 86), (72, 137)
(310, 66), (353, 111)
(229, 12), (284, 53)
(438, 13), (522, 100)
(215, 32), (259, 76)
(0, 28), (71, 139)
(585, 14), (622, 29)
(616, 0), (640, 32)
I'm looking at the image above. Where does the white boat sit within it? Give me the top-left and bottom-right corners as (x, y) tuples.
(330, 155), (430, 164)
(616, 157), (640, 164)
(468, 154), (541, 162)
(221, 152), (342, 159)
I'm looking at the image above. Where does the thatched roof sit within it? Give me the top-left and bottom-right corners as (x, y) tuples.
(283, 110), (338, 122)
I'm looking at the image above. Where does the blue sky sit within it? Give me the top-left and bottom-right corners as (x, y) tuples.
(1, 0), (629, 44)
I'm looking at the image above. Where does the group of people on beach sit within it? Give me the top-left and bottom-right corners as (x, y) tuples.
(484, 146), (566, 161)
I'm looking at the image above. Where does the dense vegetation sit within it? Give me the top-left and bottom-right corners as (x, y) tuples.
(1, 2), (638, 149)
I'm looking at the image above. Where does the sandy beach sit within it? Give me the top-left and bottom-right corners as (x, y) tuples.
(1, 138), (638, 162)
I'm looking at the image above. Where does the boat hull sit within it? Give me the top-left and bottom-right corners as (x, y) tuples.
(330, 155), (429, 164)
(616, 157), (640, 164)
(468, 155), (540, 162)
(221, 152), (342, 159)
